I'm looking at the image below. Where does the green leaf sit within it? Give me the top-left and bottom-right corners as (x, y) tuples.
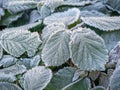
(91, 86), (106, 90)
(0, 82), (22, 90)
(62, 78), (91, 90)
(7, 0), (37, 13)
(0, 73), (16, 82)
(70, 28), (108, 71)
(1, 30), (42, 57)
(42, 30), (71, 66)
(45, 67), (77, 90)
(23, 66), (52, 90)
(0, 55), (18, 68)
(44, 8), (80, 26)
(105, 0), (120, 14)
(0, 64), (26, 75)
(110, 67), (120, 90)
(81, 16), (120, 31)
(101, 30), (120, 51)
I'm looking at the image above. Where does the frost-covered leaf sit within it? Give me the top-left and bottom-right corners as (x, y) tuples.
(80, 10), (106, 17)
(42, 30), (71, 66)
(0, 82), (22, 90)
(105, 0), (120, 14)
(0, 64), (26, 75)
(45, 67), (77, 90)
(0, 55), (18, 67)
(0, 12), (23, 26)
(30, 55), (41, 67)
(1, 30), (42, 57)
(0, 44), (3, 59)
(62, 78), (91, 90)
(81, 16), (120, 31)
(29, 10), (41, 23)
(70, 28), (108, 71)
(41, 23), (66, 47)
(109, 41), (120, 63)
(91, 86), (106, 90)
(0, 8), (4, 20)
(63, 0), (94, 6)
(3, 20), (42, 31)
(110, 66), (120, 90)
(23, 66), (52, 90)
(0, 73), (16, 82)
(7, 0), (37, 13)
(38, 0), (64, 18)
(44, 8), (80, 26)
(101, 31), (120, 51)
(17, 55), (40, 69)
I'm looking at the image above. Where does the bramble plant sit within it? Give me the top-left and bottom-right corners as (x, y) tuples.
(0, 0), (120, 90)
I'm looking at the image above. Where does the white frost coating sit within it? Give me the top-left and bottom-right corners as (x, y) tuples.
(81, 16), (120, 31)
(23, 66), (52, 90)
(70, 28), (108, 71)
(44, 8), (80, 26)
(0, 64), (27, 75)
(7, 0), (37, 13)
(1, 30), (42, 57)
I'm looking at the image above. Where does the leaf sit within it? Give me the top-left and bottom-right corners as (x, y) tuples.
(29, 10), (41, 23)
(0, 44), (3, 59)
(42, 30), (71, 66)
(0, 64), (26, 75)
(110, 66), (120, 90)
(3, 20), (42, 31)
(0, 8), (4, 20)
(23, 66), (52, 90)
(80, 10), (106, 17)
(45, 67), (77, 90)
(0, 82), (22, 90)
(7, 0), (37, 13)
(17, 55), (40, 69)
(38, 0), (64, 18)
(44, 8), (80, 26)
(81, 16), (120, 31)
(105, 0), (120, 14)
(0, 73), (16, 82)
(30, 55), (41, 68)
(101, 30), (120, 51)
(109, 41), (120, 63)
(91, 86), (106, 90)
(62, 78), (91, 90)
(1, 30), (42, 57)
(0, 11), (23, 26)
(41, 23), (66, 47)
(63, 0), (94, 6)
(0, 55), (18, 68)
(70, 28), (108, 71)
